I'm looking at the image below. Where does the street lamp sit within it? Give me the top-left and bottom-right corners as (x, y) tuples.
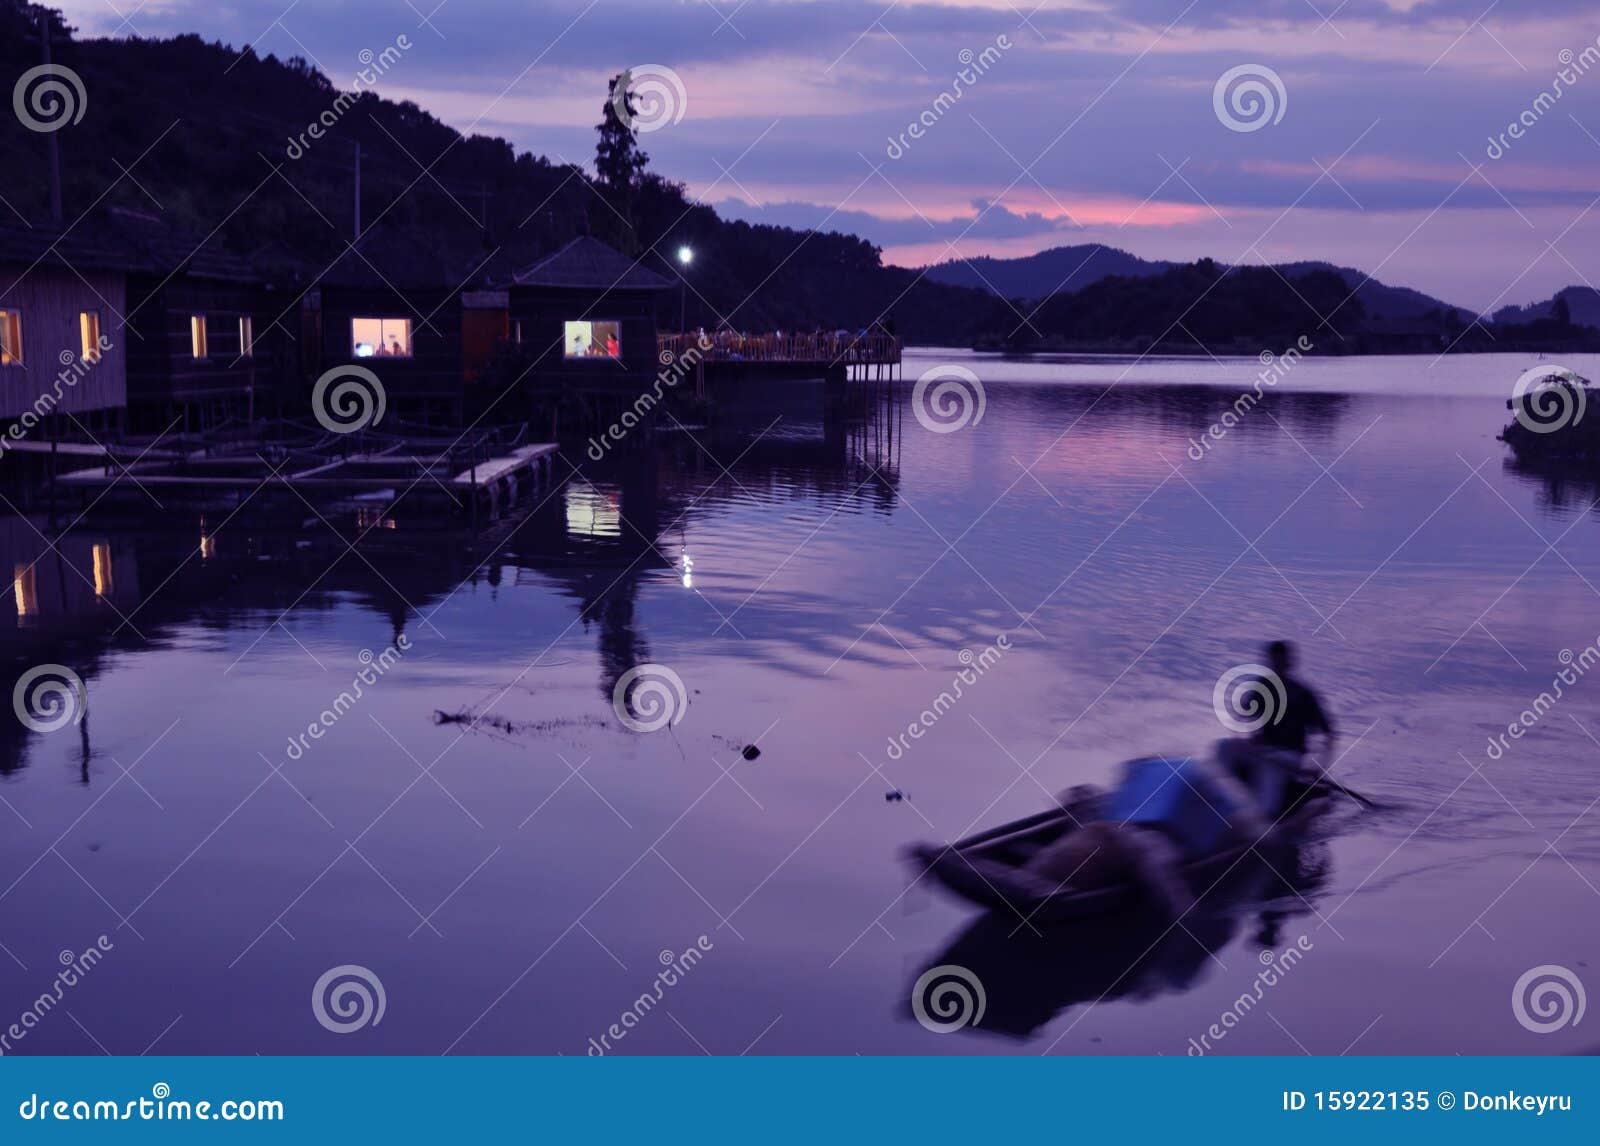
(677, 245), (693, 333)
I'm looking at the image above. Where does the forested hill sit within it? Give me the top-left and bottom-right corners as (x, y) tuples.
(4, 1), (1593, 354)
(0, 1), (1005, 342)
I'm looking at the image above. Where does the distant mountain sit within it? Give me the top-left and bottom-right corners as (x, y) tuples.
(921, 244), (1171, 300)
(922, 245), (1472, 323)
(1273, 261), (1464, 322)
(1492, 287), (1600, 330)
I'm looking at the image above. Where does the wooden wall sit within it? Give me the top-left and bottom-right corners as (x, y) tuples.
(309, 286), (465, 419)
(124, 277), (269, 411)
(0, 264), (128, 421)
(509, 286), (664, 394)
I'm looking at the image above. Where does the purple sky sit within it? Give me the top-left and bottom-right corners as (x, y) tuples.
(60, 0), (1600, 312)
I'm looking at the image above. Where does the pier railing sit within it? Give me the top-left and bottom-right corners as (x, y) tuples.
(657, 331), (901, 366)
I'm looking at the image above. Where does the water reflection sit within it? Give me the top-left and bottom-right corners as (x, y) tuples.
(1501, 455), (1600, 517)
(911, 804), (1340, 1041)
(6, 355), (1600, 1054)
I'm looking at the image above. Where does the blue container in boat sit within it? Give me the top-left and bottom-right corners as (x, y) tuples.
(1104, 756), (1243, 856)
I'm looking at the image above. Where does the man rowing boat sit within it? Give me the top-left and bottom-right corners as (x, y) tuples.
(1220, 640), (1337, 815)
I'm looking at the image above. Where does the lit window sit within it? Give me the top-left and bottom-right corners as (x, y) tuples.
(190, 315), (208, 359)
(79, 312), (101, 362)
(0, 310), (21, 366)
(351, 317), (412, 358)
(239, 316), (254, 358)
(12, 564), (36, 618)
(564, 320), (621, 359)
(514, 320), (523, 345)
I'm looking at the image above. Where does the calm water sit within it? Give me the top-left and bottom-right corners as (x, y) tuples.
(3, 349), (1599, 1055)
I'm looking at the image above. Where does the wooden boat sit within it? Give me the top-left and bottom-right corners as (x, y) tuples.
(907, 777), (1338, 923)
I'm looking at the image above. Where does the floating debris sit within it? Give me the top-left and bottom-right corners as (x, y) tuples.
(432, 709), (607, 738)
(886, 789), (905, 802)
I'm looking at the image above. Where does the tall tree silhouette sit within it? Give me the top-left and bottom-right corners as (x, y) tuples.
(593, 72), (650, 249)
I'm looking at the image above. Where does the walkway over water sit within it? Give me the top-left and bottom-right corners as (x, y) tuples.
(657, 331), (902, 366)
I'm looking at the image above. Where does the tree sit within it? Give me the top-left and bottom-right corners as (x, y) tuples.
(1553, 294), (1572, 327)
(595, 73), (649, 190)
(592, 72), (652, 249)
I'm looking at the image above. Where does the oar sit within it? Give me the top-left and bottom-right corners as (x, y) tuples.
(1287, 746), (1381, 811)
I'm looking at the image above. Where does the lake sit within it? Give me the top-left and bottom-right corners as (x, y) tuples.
(2, 348), (1598, 1056)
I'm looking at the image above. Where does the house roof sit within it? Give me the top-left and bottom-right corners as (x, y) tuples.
(510, 236), (671, 291)
(0, 208), (258, 283)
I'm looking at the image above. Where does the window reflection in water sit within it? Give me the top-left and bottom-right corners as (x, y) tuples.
(355, 506), (397, 531)
(92, 543), (113, 598)
(565, 485), (622, 539)
(12, 563), (35, 620)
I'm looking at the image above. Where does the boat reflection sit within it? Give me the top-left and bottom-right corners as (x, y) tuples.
(908, 811), (1337, 1041)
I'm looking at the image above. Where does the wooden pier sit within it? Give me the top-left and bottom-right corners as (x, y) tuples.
(48, 427), (560, 527)
(655, 331), (902, 407)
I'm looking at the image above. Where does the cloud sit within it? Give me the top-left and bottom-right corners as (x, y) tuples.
(51, 0), (1600, 305)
